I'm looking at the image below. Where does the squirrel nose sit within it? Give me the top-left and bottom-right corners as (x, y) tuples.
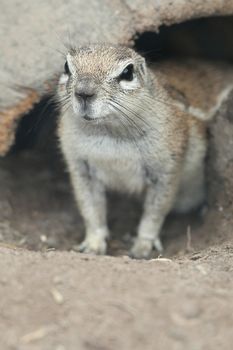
(75, 91), (95, 101)
(75, 78), (97, 102)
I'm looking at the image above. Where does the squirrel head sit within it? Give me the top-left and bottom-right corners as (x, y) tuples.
(58, 45), (151, 124)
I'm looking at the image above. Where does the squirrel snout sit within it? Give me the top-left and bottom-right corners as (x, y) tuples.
(75, 80), (97, 104)
(74, 81), (97, 118)
(75, 89), (96, 115)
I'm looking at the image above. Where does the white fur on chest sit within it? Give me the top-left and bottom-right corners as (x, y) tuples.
(76, 133), (145, 193)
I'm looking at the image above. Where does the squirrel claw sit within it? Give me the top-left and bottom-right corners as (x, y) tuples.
(78, 236), (107, 255)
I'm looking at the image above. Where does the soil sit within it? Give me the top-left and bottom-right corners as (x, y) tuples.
(0, 142), (233, 350)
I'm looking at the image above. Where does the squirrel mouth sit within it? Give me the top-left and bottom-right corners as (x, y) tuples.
(83, 115), (108, 122)
(83, 115), (94, 121)
(82, 114), (110, 123)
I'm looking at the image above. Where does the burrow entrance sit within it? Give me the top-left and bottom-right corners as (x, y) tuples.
(1, 15), (233, 256)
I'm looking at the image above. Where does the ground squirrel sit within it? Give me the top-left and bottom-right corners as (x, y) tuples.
(57, 44), (233, 259)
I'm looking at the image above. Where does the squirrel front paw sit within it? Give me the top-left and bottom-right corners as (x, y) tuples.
(130, 237), (163, 259)
(130, 238), (154, 259)
(78, 235), (107, 255)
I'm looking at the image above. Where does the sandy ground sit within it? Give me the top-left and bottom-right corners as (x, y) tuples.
(0, 147), (233, 350)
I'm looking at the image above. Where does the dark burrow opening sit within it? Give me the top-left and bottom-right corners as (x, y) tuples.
(134, 15), (233, 62)
(1, 15), (233, 256)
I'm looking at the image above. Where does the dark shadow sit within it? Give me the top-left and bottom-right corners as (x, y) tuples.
(134, 16), (233, 63)
(12, 95), (58, 152)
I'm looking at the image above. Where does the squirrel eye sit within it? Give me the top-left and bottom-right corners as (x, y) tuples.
(64, 61), (70, 75)
(118, 64), (134, 81)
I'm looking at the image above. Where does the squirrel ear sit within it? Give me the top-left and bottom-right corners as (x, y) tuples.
(66, 53), (76, 75)
(139, 57), (147, 76)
